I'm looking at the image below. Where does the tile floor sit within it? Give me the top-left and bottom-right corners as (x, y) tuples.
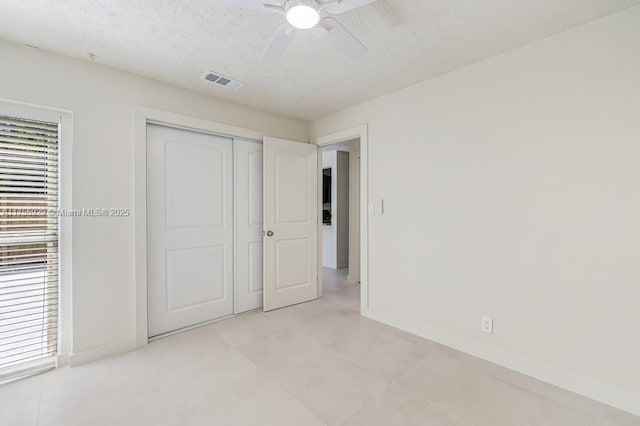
(1, 268), (638, 426)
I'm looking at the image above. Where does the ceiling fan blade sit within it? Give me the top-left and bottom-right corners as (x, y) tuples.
(320, 0), (377, 15)
(263, 23), (294, 60)
(319, 18), (367, 59)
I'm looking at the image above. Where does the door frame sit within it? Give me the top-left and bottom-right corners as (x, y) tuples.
(134, 107), (265, 348)
(314, 124), (369, 313)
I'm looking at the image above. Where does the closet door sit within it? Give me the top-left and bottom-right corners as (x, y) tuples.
(235, 140), (264, 313)
(147, 124), (234, 337)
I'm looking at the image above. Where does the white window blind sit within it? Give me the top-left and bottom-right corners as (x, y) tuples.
(0, 114), (59, 373)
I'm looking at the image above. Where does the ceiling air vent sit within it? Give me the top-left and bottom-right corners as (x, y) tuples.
(202, 71), (245, 90)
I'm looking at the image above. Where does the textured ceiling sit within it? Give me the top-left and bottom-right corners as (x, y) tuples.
(0, 0), (638, 120)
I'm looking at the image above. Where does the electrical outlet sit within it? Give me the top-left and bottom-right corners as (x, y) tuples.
(481, 316), (493, 334)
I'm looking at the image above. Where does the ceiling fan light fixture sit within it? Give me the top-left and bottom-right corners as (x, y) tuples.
(286, 1), (320, 29)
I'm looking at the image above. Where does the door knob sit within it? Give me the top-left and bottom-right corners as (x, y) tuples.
(266, 230), (274, 237)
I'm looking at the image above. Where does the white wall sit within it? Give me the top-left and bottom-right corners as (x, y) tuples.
(0, 40), (309, 359)
(336, 151), (350, 269)
(311, 7), (640, 416)
(347, 142), (360, 283)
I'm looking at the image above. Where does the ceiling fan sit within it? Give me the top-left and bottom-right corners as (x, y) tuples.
(218, 0), (377, 60)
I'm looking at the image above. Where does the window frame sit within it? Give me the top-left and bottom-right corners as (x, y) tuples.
(0, 99), (72, 379)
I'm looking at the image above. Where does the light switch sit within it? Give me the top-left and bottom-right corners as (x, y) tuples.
(374, 199), (384, 215)
(369, 200), (384, 216)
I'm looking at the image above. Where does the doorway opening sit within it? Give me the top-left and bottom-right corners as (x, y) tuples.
(320, 138), (361, 304)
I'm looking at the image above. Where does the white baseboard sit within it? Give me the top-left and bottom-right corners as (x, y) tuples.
(68, 338), (137, 367)
(56, 353), (69, 367)
(363, 309), (640, 417)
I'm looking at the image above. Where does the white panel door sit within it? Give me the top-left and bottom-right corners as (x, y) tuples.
(235, 140), (264, 313)
(263, 137), (318, 311)
(147, 124), (234, 337)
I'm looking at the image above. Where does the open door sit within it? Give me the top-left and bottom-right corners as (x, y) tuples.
(263, 137), (318, 311)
